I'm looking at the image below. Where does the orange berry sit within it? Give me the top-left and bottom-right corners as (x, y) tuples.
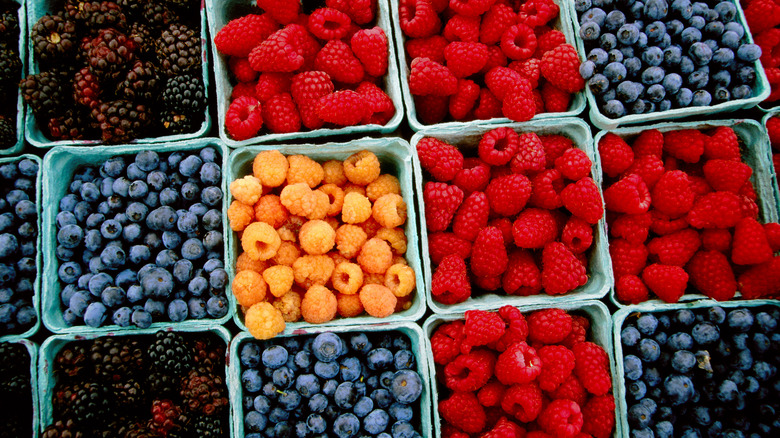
(392, 256), (408, 266)
(323, 159), (347, 186)
(227, 200), (255, 231)
(359, 284), (397, 318)
(293, 255), (335, 289)
(299, 220), (336, 255)
(357, 237), (393, 274)
(232, 270), (267, 307)
(385, 264), (416, 297)
(280, 183), (315, 217)
(372, 193), (407, 228)
(317, 184), (345, 216)
(375, 227), (407, 255)
(335, 224), (368, 259)
(342, 192), (372, 224)
(236, 252), (267, 273)
(230, 175), (263, 205)
(287, 155), (324, 188)
(332, 262), (364, 295)
(254, 194), (289, 228)
(364, 272), (385, 285)
(301, 285), (338, 324)
(263, 265), (295, 298)
(305, 190), (330, 220)
(273, 241), (301, 266)
(245, 302), (285, 339)
(277, 216), (306, 242)
(273, 290), (302, 322)
(343, 184), (366, 197)
(253, 150), (289, 187)
(328, 251), (350, 267)
(343, 150), (381, 185)
(337, 293), (364, 317)
(366, 174), (401, 202)
(358, 216), (382, 238)
(324, 217), (340, 230)
(241, 222), (281, 260)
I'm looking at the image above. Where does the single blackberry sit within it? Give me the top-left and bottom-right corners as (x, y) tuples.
(82, 1), (127, 30)
(148, 331), (193, 376)
(20, 71), (71, 120)
(91, 99), (151, 143)
(73, 66), (101, 110)
(111, 379), (147, 411)
(0, 8), (19, 40)
(116, 60), (161, 102)
(0, 47), (20, 84)
(127, 22), (154, 59)
(191, 337), (226, 373)
(162, 74), (206, 113)
(190, 414), (224, 438)
(142, 2), (179, 30)
(156, 23), (201, 77)
(87, 28), (136, 80)
(54, 343), (89, 381)
(0, 115), (14, 148)
(116, 0), (148, 19)
(159, 111), (198, 135)
(30, 14), (78, 64)
(54, 382), (112, 427)
(180, 367), (228, 416)
(40, 419), (85, 438)
(146, 371), (179, 397)
(47, 108), (97, 141)
(89, 337), (145, 382)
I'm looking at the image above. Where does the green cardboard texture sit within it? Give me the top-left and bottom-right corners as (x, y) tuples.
(0, 0), (26, 156)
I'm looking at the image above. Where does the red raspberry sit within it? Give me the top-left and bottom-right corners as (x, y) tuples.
(738, 256), (780, 299)
(443, 14), (480, 42)
(537, 345), (575, 391)
(230, 57), (258, 83)
(215, 14), (279, 57)
(774, 153), (780, 174)
(481, 46), (509, 74)
(405, 35), (448, 63)
(541, 242), (587, 296)
(503, 82), (537, 122)
(732, 217), (773, 266)
(428, 232), (472, 264)
(495, 342), (542, 385)
(262, 93), (300, 133)
(512, 208), (558, 249)
(417, 137), (464, 182)
(528, 169), (564, 209)
(474, 88), (503, 120)
(356, 82), (395, 125)
(351, 27), (388, 77)
(625, 154), (665, 189)
(257, 0), (300, 24)
(604, 174), (651, 215)
(765, 222), (780, 251)
(744, 0), (780, 34)
(444, 42), (490, 79)
(248, 26), (305, 73)
(431, 320), (465, 365)
(537, 399), (583, 438)
(317, 90), (368, 126)
(449, 79), (480, 120)
(631, 129), (663, 157)
(444, 349), (496, 391)
(399, 0), (441, 38)
(486, 174), (533, 217)
(560, 177), (604, 225)
(255, 73), (292, 102)
(480, 3), (517, 45)
(650, 170), (695, 218)
(432, 254), (472, 304)
(291, 71), (333, 105)
(703, 159), (753, 193)
(502, 249), (542, 297)
(231, 82), (257, 100)
(510, 132), (546, 175)
(439, 391), (486, 434)
(518, 0), (560, 28)
(551, 375), (587, 406)
(315, 40), (365, 84)
(475, 275), (502, 291)
(424, 182), (464, 232)
(642, 263), (689, 303)
(615, 274), (649, 304)
(540, 44), (584, 93)
(495, 305), (530, 349)
(450, 0), (495, 16)
(471, 226), (509, 278)
(688, 175), (713, 201)
(663, 129), (705, 163)
(527, 308), (572, 344)
(307, 8), (351, 40)
(532, 89), (545, 114)
(687, 250), (737, 301)
(409, 57), (458, 96)
(510, 58), (541, 88)
(740, 194), (760, 220)
(442, 425), (469, 438)
(535, 29), (566, 56)
(326, 0), (374, 24)
(647, 228), (701, 266)
(610, 212), (651, 244)
(501, 382), (543, 423)
(701, 228), (732, 252)
(481, 416), (524, 438)
(686, 191), (743, 229)
(561, 216), (593, 254)
(453, 158), (491, 194)
(478, 127), (518, 166)
(704, 126), (741, 161)
(463, 309), (506, 350)
(581, 394), (616, 438)
(225, 96), (263, 141)
(609, 239), (648, 277)
(484, 66), (525, 100)
(651, 210), (689, 236)
(562, 314), (589, 349)
(555, 148), (591, 181)
(501, 24), (537, 60)
(540, 134), (573, 167)
(452, 191), (489, 241)
(540, 82), (571, 112)
(598, 133), (634, 178)
(768, 117), (780, 148)
(572, 341), (611, 396)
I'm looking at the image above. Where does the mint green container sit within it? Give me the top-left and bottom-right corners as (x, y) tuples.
(226, 138), (426, 333)
(38, 326), (231, 435)
(594, 119), (780, 308)
(25, 0), (211, 148)
(1, 338), (39, 438)
(228, 322), (432, 438)
(411, 119), (612, 315)
(0, 0), (26, 156)
(761, 110), (780, 211)
(206, 0), (403, 147)
(612, 299), (780, 438)
(566, 0), (770, 130)
(40, 139), (232, 334)
(0, 154), (41, 342)
(389, 0), (586, 132)
(422, 300), (621, 438)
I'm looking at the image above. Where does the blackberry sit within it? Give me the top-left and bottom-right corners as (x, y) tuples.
(190, 414), (224, 438)
(148, 331), (193, 376)
(116, 60), (161, 102)
(111, 379), (147, 411)
(87, 28), (136, 80)
(88, 337), (145, 382)
(41, 419), (85, 438)
(73, 66), (101, 110)
(0, 115), (13, 148)
(180, 367), (228, 415)
(0, 343), (31, 438)
(127, 22), (153, 59)
(121, 421), (162, 438)
(142, 2), (179, 30)
(30, 14), (78, 64)
(0, 8), (18, 39)
(147, 371), (179, 397)
(20, 70), (71, 120)
(149, 399), (187, 436)
(0, 47), (20, 84)
(156, 23), (201, 77)
(159, 111), (198, 135)
(54, 382), (112, 427)
(162, 74), (205, 112)
(54, 343), (89, 381)
(192, 337), (226, 373)
(48, 108), (97, 141)
(116, 0), (148, 19)
(91, 99), (152, 143)
(80, 1), (127, 30)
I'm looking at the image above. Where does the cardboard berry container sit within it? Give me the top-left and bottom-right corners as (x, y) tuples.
(0, 154), (42, 342)
(593, 119), (780, 308)
(0, 338), (39, 438)
(37, 325), (231, 435)
(228, 322), (433, 438)
(0, 0), (27, 156)
(412, 118), (612, 315)
(206, 0), (404, 148)
(389, 0), (587, 132)
(40, 139), (233, 334)
(760, 110), (780, 211)
(612, 299), (780, 438)
(566, 0), (771, 130)
(24, 0), (212, 148)
(422, 300), (622, 438)
(225, 137), (427, 333)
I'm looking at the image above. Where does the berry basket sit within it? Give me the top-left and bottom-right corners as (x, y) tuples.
(40, 139), (233, 334)
(228, 322), (433, 438)
(0, 338), (39, 438)
(412, 118), (612, 315)
(566, 0), (771, 130)
(206, 0), (404, 148)
(612, 299), (780, 438)
(760, 110), (780, 211)
(389, 0), (587, 132)
(24, 0), (212, 148)
(226, 137), (426, 333)
(0, 0), (26, 156)
(595, 119), (780, 308)
(422, 300), (622, 438)
(0, 154), (42, 342)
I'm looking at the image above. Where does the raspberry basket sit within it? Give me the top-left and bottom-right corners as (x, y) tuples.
(389, 0), (587, 132)
(40, 139), (232, 334)
(566, 0), (771, 130)
(760, 110), (780, 211)
(0, 0), (26, 156)
(206, 0), (404, 148)
(412, 118), (612, 315)
(24, 0), (212, 148)
(1, 338), (39, 438)
(225, 137), (427, 333)
(228, 322), (433, 438)
(594, 119), (780, 308)
(422, 300), (622, 438)
(0, 154), (42, 342)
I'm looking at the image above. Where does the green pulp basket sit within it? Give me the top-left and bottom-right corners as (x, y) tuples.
(0, 0), (26, 156)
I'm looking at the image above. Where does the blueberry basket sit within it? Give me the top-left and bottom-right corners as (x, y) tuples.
(228, 322), (433, 438)
(594, 119), (780, 308)
(40, 139), (232, 334)
(389, 0), (587, 132)
(206, 0), (404, 147)
(422, 300), (621, 438)
(0, 338), (39, 438)
(761, 110), (780, 211)
(226, 137), (427, 333)
(0, 0), (26, 156)
(411, 119), (612, 315)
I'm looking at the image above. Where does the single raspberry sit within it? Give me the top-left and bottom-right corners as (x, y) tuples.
(442, 14), (480, 42)
(598, 133), (633, 178)
(346, 27), (388, 78)
(581, 394), (616, 438)
(510, 58), (542, 88)
(650, 210), (689, 237)
(540, 82), (571, 112)
(342, 150), (381, 186)
(291, 71), (333, 106)
(314, 40), (364, 84)
(241, 221), (282, 261)
(518, 0), (560, 28)
(765, 222), (780, 251)
(428, 232), (472, 265)
(527, 308), (573, 344)
(384, 263), (415, 297)
(366, 174), (401, 202)
(512, 208), (559, 249)
(298, 220), (336, 255)
(687, 249), (737, 301)
(768, 117), (780, 148)
(744, 0), (780, 34)
(461, 309), (507, 351)
(541, 242), (587, 296)
(482, 416), (524, 438)
(253, 150), (289, 187)
(317, 90), (369, 126)
(225, 96), (263, 141)
(704, 126), (741, 161)
(287, 154), (325, 188)
(452, 191), (489, 241)
(473, 88), (503, 120)
(245, 301), (286, 339)
(263, 265), (295, 298)
(647, 229), (701, 266)
(561, 177), (604, 224)
(642, 263), (689, 303)
(495, 305), (530, 350)
(731, 217), (773, 266)
(561, 314), (589, 348)
(262, 92), (300, 133)
(326, 0), (375, 24)
(248, 26), (305, 73)
(431, 321), (465, 364)
(536, 29), (567, 56)
(703, 159), (753, 193)
(528, 169), (564, 210)
(480, 3), (517, 45)
(650, 170), (695, 218)
(301, 285), (338, 323)
(609, 239), (648, 277)
(231, 175), (264, 205)
(256, 0), (299, 24)
(501, 382), (543, 423)
(738, 256), (780, 299)
(451, 159), (489, 195)
(615, 275), (649, 304)
(232, 82), (257, 100)
(484, 66), (525, 100)
(415, 94), (449, 124)
(255, 73), (292, 102)
(486, 174), (532, 217)
(228, 200), (255, 232)
(444, 349), (496, 391)
(686, 191), (743, 229)
(624, 156), (664, 193)
(470, 226), (509, 279)
(631, 129), (664, 157)
(537, 399), (583, 438)
(503, 83), (537, 121)
(294, 255), (336, 289)
(572, 341), (611, 396)
(663, 129), (706, 163)
(439, 391), (486, 434)
(424, 182), (464, 232)
(405, 35), (448, 63)
(502, 249), (542, 297)
(555, 148), (592, 181)
(561, 216), (593, 254)
(432, 255), (472, 304)
(230, 57), (259, 83)
(476, 128), (519, 167)
(215, 14), (279, 57)
(359, 284), (397, 318)
(604, 174), (651, 215)
(372, 194), (407, 229)
(398, 0), (441, 38)
(510, 132), (546, 174)
(551, 375), (588, 407)
(307, 8), (351, 40)
(336, 291), (363, 317)
(449, 0), (494, 16)
(417, 137), (465, 182)
(495, 342), (542, 385)
(701, 228), (732, 253)
(232, 269), (267, 308)
(501, 24), (537, 60)
(332, 261), (364, 295)
(610, 212), (651, 245)
(449, 79), (480, 120)
(409, 57), (458, 96)
(540, 44), (584, 93)
(540, 134), (574, 167)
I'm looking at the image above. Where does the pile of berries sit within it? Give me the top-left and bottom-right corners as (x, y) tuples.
(0, 158), (39, 335)
(0, 342), (32, 438)
(399, 0), (585, 124)
(432, 306), (615, 437)
(239, 331), (424, 438)
(620, 305), (780, 437)
(0, 0), (21, 149)
(54, 148), (228, 329)
(765, 114), (780, 174)
(418, 127), (604, 305)
(742, 0), (780, 102)
(42, 330), (228, 437)
(576, 0), (763, 118)
(215, 0), (395, 140)
(20, 0), (207, 143)
(227, 150), (416, 339)
(599, 126), (780, 304)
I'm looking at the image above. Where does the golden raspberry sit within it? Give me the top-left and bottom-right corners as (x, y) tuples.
(332, 262), (364, 295)
(227, 201), (255, 232)
(357, 238), (393, 274)
(301, 285), (337, 324)
(277, 216), (306, 242)
(253, 150), (289, 187)
(335, 224), (368, 259)
(358, 217), (382, 238)
(385, 264), (416, 297)
(230, 175), (263, 205)
(372, 194), (407, 228)
(293, 255), (335, 289)
(236, 252), (267, 273)
(364, 272), (385, 285)
(287, 155), (324, 188)
(241, 222), (282, 261)
(299, 220), (336, 255)
(245, 302), (285, 339)
(263, 265), (295, 298)
(254, 195), (289, 228)
(273, 241), (301, 266)
(392, 256), (408, 266)
(323, 159), (348, 186)
(342, 192), (372, 224)
(273, 290), (302, 322)
(280, 183), (315, 217)
(359, 284), (397, 318)
(375, 227), (408, 255)
(328, 251), (349, 267)
(343, 150), (381, 185)
(366, 174), (401, 201)
(305, 190), (330, 220)
(232, 270), (267, 307)
(343, 184), (366, 197)
(337, 293), (364, 318)
(324, 217), (340, 230)
(318, 184), (345, 216)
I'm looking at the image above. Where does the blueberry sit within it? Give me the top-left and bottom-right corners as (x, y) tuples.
(128, 180), (148, 199)
(294, 350), (313, 369)
(58, 261), (82, 284)
(619, 46), (635, 59)
(625, 354), (644, 380)
(278, 389), (301, 410)
(172, 259), (193, 283)
(179, 155), (203, 177)
(79, 182), (101, 203)
(641, 46), (663, 66)
(588, 74), (610, 95)
(664, 374), (694, 405)
(242, 368), (264, 393)
(312, 332), (343, 362)
(140, 267), (174, 299)
(176, 212), (198, 234)
(712, 69), (731, 87)
(83, 302), (107, 327)
(646, 21), (666, 42)
(180, 238), (205, 260)
(390, 370), (422, 404)
(166, 298), (187, 322)
(628, 380), (647, 400)
(575, 0), (593, 12)
(731, 348), (753, 370)
(645, 83), (666, 102)
(206, 295), (228, 318)
(617, 23), (640, 45)
(364, 409), (390, 435)
(314, 361), (340, 379)
(580, 21), (601, 41)
(309, 393), (329, 413)
(588, 48), (609, 68)
(334, 413), (361, 438)
(717, 379), (739, 402)
(644, 0), (669, 20)
(639, 338), (662, 362)
(293, 374), (320, 398)
(393, 350), (415, 370)
(608, 48), (624, 63)
(188, 276), (208, 296)
(581, 7), (607, 27)
(624, 57), (643, 76)
(155, 249), (179, 268)
(367, 348), (394, 371)
(57, 224), (84, 249)
(241, 342), (262, 368)
(245, 411), (267, 432)
(713, 86), (730, 102)
(134, 150), (159, 172)
(263, 345), (290, 369)
(603, 62), (626, 84)
(671, 350), (696, 373)
(159, 188), (179, 206)
(101, 286), (125, 308)
(736, 66), (756, 85)
(723, 27), (743, 45)
(306, 414), (327, 434)
(600, 32), (618, 50)
(629, 403), (653, 428)
(641, 66), (665, 84)
(737, 44), (762, 62)
(688, 69), (709, 89)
